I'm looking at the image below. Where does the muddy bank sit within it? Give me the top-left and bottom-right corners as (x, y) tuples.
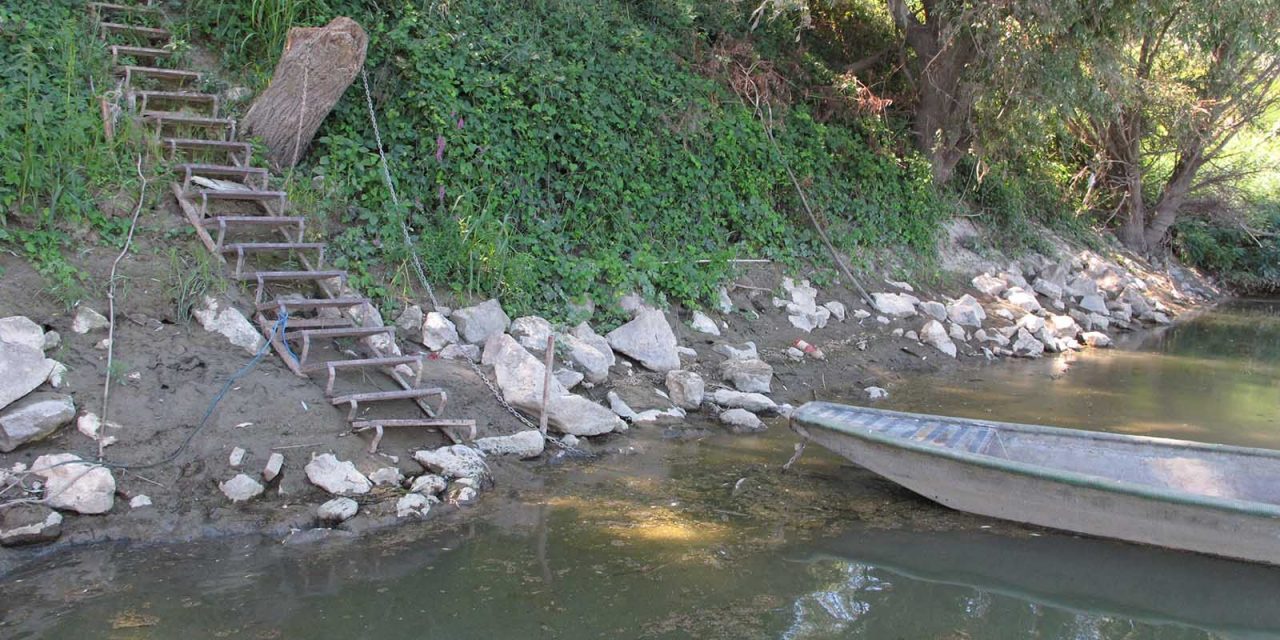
(0, 218), (1221, 577)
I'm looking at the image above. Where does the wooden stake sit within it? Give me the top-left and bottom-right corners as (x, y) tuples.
(539, 334), (555, 435)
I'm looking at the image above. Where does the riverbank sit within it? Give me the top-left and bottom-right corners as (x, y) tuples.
(0, 215), (1221, 577)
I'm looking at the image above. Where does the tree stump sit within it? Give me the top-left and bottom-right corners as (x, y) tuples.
(241, 17), (368, 169)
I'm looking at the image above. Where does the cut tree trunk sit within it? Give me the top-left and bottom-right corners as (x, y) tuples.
(241, 17), (368, 169)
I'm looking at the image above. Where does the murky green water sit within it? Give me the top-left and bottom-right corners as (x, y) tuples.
(4, 300), (1280, 639)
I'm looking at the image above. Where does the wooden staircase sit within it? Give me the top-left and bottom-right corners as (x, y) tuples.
(92, 2), (475, 451)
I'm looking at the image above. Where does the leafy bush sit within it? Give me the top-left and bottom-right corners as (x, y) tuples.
(1175, 211), (1280, 293)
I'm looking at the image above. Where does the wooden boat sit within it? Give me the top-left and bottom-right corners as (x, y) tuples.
(790, 402), (1280, 565)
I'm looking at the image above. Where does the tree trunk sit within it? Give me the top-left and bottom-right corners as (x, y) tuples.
(241, 17), (368, 169)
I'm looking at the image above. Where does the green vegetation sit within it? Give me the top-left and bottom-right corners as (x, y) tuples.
(0, 1), (139, 304)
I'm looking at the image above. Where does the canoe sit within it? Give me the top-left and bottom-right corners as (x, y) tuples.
(790, 402), (1280, 565)
(811, 528), (1280, 636)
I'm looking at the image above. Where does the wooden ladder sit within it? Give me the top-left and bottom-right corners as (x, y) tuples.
(92, 2), (474, 451)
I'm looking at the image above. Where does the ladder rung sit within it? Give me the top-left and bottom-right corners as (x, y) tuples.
(201, 215), (304, 227)
(331, 388), (445, 405)
(220, 242), (325, 253)
(308, 355), (423, 395)
(100, 22), (170, 41)
(284, 326), (390, 340)
(91, 3), (162, 14)
(111, 45), (171, 63)
(143, 112), (233, 127)
(120, 66), (198, 81)
(350, 419), (477, 452)
(257, 296), (370, 312)
(193, 188), (286, 201)
(237, 270), (345, 282)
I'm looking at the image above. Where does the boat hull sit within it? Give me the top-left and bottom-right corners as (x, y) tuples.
(792, 402), (1280, 566)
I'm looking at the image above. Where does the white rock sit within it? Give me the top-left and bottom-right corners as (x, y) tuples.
(394, 305), (424, 341)
(719, 408), (766, 433)
(220, 473), (264, 503)
(563, 322), (614, 383)
(823, 301), (847, 321)
(711, 389), (777, 413)
(304, 453), (372, 495)
(482, 334), (623, 436)
(1032, 278), (1065, 301)
(712, 341), (758, 360)
(948, 323), (967, 342)
(193, 296), (265, 355)
(0, 316), (45, 351)
(1078, 294), (1109, 315)
(904, 330), (920, 341)
(606, 308), (680, 372)
(129, 495), (152, 509)
(1150, 312), (1172, 325)
(876, 315), (891, 325)
(1087, 313), (1111, 331)
(422, 312), (461, 351)
(554, 368), (585, 389)
(33, 453), (115, 514)
(71, 307), (109, 334)
(510, 316), (554, 352)
(715, 288), (734, 313)
(690, 311), (720, 336)
(262, 452), (284, 482)
(228, 447), (246, 467)
(94, 338), (111, 350)
(865, 386), (888, 400)
(560, 434), (580, 448)
(41, 331), (60, 351)
(995, 308), (1015, 321)
(368, 467), (404, 486)
(1011, 329), (1045, 358)
(1081, 331), (1113, 348)
(1048, 314), (1080, 339)
(971, 273), (1007, 297)
(0, 393), (75, 452)
(317, 497), (359, 523)
(0, 345), (56, 412)
(919, 301), (948, 322)
(947, 294), (987, 328)
(409, 474), (447, 495)
(474, 430), (545, 458)
(891, 328), (904, 337)
(664, 370), (705, 410)
(438, 343), (480, 361)
(719, 358), (773, 393)
(676, 346), (697, 358)
(413, 445), (489, 480)
(853, 309), (872, 320)
(0, 505), (62, 546)
(871, 292), (920, 318)
(920, 320), (957, 358)
(46, 361), (68, 389)
(1066, 275), (1100, 298)
(396, 492), (434, 518)
(446, 483), (479, 506)
(1003, 288), (1043, 314)
(451, 299), (511, 344)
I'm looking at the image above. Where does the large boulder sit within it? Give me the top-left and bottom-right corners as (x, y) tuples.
(1047, 314), (1081, 339)
(690, 311), (721, 336)
(711, 389), (777, 413)
(0, 345), (56, 412)
(451, 299), (511, 344)
(871, 292), (919, 318)
(317, 497), (359, 524)
(220, 473), (265, 503)
(1011, 329), (1045, 358)
(664, 370), (705, 410)
(712, 342), (758, 361)
(0, 504), (62, 546)
(719, 408), (766, 433)
(719, 358), (773, 393)
(194, 296), (265, 355)
(0, 316), (46, 351)
(413, 444), (488, 479)
(946, 294), (986, 328)
(421, 311), (460, 351)
(1078, 294), (1109, 315)
(1032, 278), (1065, 301)
(32, 453), (115, 514)
(564, 322), (615, 383)
(482, 334), (623, 436)
(304, 453), (372, 495)
(919, 301), (948, 322)
(919, 320), (957, 358)
(0, 393), (75, 452)
(971, 273), (1007, 297)
(473, 430), (545, 458)
(1003, 287), (1043, 314)
(510, 316), (554, 352)
(605, 308), (680, 372)
(394, 305), (424, 341)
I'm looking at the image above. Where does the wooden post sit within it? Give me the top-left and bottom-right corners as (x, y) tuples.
(539, 335), (555, 435)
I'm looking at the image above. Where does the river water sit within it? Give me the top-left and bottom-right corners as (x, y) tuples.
(3, 299), (1279, 639)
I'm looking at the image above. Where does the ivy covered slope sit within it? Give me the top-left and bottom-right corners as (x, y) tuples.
(222, 0), (947, 320)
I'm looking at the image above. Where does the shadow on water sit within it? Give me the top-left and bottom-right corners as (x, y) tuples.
(3, 299), (1280, 639)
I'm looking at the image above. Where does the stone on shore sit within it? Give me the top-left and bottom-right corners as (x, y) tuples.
(864, 386), (888, 400)
(413, 444), (489, 480)
(451, 299), (511, 344)
(130, 495), (152, 508)
(510, 316), (554, 352)
(0, 316), (45, 351)
(971, 273), (1007, 297)
(220, 473), (265, 503)
(368, 467), (404, 486)
(560, 333), (612, 384)
(71, 306), (109, 334)
(228, 447), (246, 467)
(317, 497), (359, 524)
(0, 345), (56, 412)
(474, 430), (545, 458)
(606, 308), (680, 372)
(396, 493), (434, 518)
(664, 370), (705, 410)
(711, 389), (777, 413)
(33, 453), (114, 514)
(919, 301), (948, 322)
(483, 334), (623, 436)
(194, 296), (266, 355)
(304, 453), (372, 495)
(1003, 288), (1043, 314)
(719, 408), (766, 433)
(1078, 294), (1109, 315)
(554, 368), (585, 389)
(690, 311), (720, 335)
(0, 504), (62, 546)
(263, 453), (285, 482)
(712, 341), (758, 361)
(871, 292), (919, 318)
(0, 393), (75, 452)
(409, 474), (447, 495)
(438, 343), (480, 361)
(394, 305), (424, 341)
(422, 312), (460, 351)
(719, 358), (773, 393)
(947, 294), (987, 328)
(1011, 329), (1045, 358)
(1081, 331), (1113, 348)
(920, 320), (957, 358)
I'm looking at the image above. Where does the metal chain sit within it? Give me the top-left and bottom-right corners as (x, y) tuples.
(359, 68), (543, 434)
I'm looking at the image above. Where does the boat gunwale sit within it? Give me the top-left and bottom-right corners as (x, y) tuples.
(791, 402), (1280, 520)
